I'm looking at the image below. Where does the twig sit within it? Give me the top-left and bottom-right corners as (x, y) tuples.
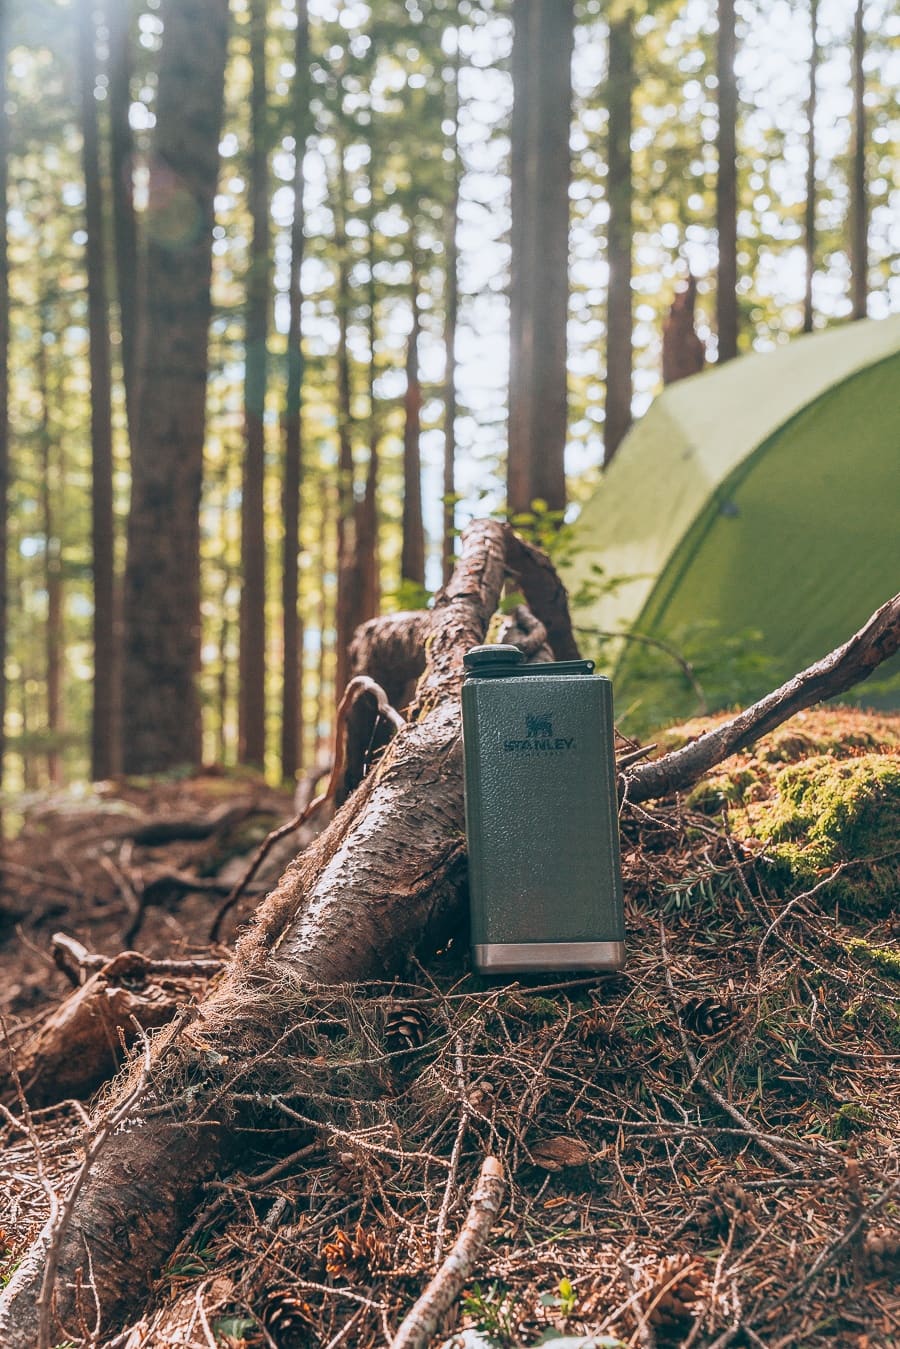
(576, 623), (708, 712)
(209, 675), (405, 941)
(626, 587), (900, 802)
(390, 1156), (506, 1349)
(433, 1035), (469, 1263)
(658, 914), (796, 1172)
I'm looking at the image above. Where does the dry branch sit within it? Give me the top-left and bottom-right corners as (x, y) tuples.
(626, 589), (900, 802)
(390, 1156), (506, 1349)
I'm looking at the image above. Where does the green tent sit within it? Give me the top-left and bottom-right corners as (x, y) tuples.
(563, 316), (900, 731)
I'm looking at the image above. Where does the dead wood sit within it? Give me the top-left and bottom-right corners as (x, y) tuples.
(125, 802), (255, 846)
(5, 947), (216, 1108)
(390, 1155), (506, 1349)
(1, 522), (898, 1345)
(625, 588), (900, 803)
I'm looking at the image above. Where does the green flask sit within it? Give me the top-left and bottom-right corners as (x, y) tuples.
(461, 644), (625, 973)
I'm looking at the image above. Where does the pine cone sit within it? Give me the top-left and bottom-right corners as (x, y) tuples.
(324, 1227), (355, 1278)
(641, 1255), (706, 1329)
(865, 1225), (900, 1274)
(263, 1286), (312, 1340)
(384, 1000), (430, 1052)
(577, 1013), (630, 1066)
(681, 995), (735, 1039)
(351, 1221), (391, 1274)
(697, 1178), (753, 1234)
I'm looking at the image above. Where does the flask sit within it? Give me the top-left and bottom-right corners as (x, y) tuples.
(461, 644), (625, 973)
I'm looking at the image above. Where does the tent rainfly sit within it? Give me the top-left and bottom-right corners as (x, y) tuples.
(563, 315), (900, 730)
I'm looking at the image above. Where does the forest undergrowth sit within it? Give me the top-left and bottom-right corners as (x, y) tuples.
(1, 708), (898, 1348)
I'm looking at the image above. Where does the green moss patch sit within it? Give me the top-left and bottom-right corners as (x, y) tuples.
(747, 754), (900, 912)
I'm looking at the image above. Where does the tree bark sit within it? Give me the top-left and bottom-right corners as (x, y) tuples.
(357, 160), (381, 624)
(78, 0), (118, 781)
(802, 0), (818, 334)
(122, 0), (229, 774)
(442, 39), (461, 582)
(507, 0), (573, 515)
(662, 274), (705, 385)
(604, 10), (634, 466)
(716, 0), (738, 363)
(850, 0), (867, 321)
(238, 0), (270, 769)
(36, 299), (63, 786)
(333, 150), (364, 700)
(281, 0), (310, 784)
(0, 13), (6, 808)
(104, 0), (141, 444)
(401, 248), (425, 589)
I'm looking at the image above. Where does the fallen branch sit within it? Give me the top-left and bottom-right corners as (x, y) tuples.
(389, 1156), (506, 1349)
(626, 589), (900, 802)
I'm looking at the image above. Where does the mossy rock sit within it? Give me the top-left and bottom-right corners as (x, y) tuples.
(746, 753), (900, 913)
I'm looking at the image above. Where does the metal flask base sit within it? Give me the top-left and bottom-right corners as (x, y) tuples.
(473, 940), (626, 974)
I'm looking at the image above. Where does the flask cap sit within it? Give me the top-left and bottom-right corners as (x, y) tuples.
(463, 644), (525, 671)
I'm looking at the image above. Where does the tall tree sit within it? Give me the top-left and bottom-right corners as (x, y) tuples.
(77, 0), (117, 779)
(238, 0), (270, 768)
(604, 8), (634, 466)
(333, 148), (362, 698)
(0, 10), (8, 805)
(281, 0), (310, 783)
(442, 38), (461, 581)
(104, 0), (140, 443)
(122, 0), (229, 773)
(507, 0), (574, 515)
(357, 178), (380, 623)
(716, 0), (738, 362)
(401, 249), (425, 589)
(850, 0), (867, 320)
(802, 0), (819, 334)
(36, 304), (63, 785)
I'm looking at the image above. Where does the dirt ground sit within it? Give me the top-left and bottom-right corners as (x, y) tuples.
(1, 708), (898, 1348)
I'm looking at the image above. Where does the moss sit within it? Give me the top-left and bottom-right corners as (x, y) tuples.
(747, 754), (900, 913)
(830, 1102), (873, 1138)
(687, 767), (761, 813)
(846, 937), (900, 979)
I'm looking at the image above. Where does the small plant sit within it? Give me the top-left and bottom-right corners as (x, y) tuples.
(462, 1280), (518, 1345)
(539, 1275), (578, 1318)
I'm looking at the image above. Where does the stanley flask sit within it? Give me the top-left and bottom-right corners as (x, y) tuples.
(461, 644), (625, 974)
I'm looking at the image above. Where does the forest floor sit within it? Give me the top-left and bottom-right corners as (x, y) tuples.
(1, 707), (899, 1349)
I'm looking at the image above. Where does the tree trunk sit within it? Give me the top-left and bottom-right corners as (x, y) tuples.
(850, 0), (867, 321)
(604, 10), (634, 466)
(104, 0), (141, 444)
(442, 39), (461, 582)
(238, 0), (270, 769)
(507, 0), (573, 515)
(122, 0), (228, 774)
(357, 165), (381, 624)
(78, 0), (118, 781)
(716, 0), (738, 363)
(401, 249), (425, 589)
(315, 479), (332, 764)
(662, 274), (705, 385)
(37, 303), (63, 786)
(333, 150), (363, 700)
(281, 0), (310, 784)
(802, 0), (818, 334)
(0, 11), (8, 808)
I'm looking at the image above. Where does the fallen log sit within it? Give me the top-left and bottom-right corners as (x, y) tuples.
(1, 519), (898, 1346)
